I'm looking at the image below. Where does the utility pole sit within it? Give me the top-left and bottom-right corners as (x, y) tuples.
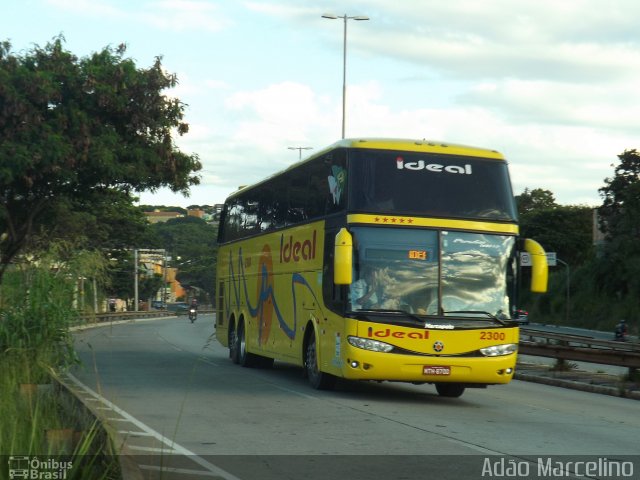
(134, 248), (139, 312)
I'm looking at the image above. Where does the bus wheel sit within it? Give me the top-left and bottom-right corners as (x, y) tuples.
(237, 320), (260, 368)
(304, 333), (336, 390)
(435, 383), (465, 398)
(229, 323), (240, 364)
(237, 320), (250, 366)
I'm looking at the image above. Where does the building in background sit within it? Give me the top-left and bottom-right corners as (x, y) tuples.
(144, 210), (184, 224)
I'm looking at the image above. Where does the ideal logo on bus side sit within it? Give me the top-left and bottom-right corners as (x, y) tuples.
(367, 326), (429, 340)
(280, 230), (317, 263)
(396, 157), (472, 175)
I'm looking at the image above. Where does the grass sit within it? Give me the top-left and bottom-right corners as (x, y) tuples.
(0, 356), (122, 479)
(0, 257), (122, 479)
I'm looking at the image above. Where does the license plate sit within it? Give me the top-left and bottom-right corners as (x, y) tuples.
(423, 365), (451, 376)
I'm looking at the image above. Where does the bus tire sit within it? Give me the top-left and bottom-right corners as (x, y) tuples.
(229, 320), (240, 364)
(237, 319), (260, 368)
(304, 331), (336, 390)
(435, 383), (465, 398)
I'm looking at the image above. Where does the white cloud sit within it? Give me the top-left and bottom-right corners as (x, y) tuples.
(46, 0), (123, 17)
(47, 0), (231, 32)
(462, 79), (640, 133)
(225, 81), (326, 151)
(17, 0), (640, 208)
(141, 0), (230, 32)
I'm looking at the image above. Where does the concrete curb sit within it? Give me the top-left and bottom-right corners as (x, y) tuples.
(515, 372), (640, 400)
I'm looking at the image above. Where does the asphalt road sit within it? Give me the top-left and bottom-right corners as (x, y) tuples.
(68, 316), (640, 480)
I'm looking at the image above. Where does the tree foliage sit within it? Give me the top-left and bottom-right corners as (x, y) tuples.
(596, 149), (640, 298)
(521, 150), (640, 331)
(519, 204), (593, 266)
(598, 149), (640, 241)
(515, 188), (558, 215)
(0, 38), (201, 281)
(516, 188), (593, 266)
(516, 187), (595, 327)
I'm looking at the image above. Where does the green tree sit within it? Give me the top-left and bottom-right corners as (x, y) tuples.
(598, 149), (640, 241)
(596, 149), (640, 299)
(29, 189), (155, 253)
(515, 188), (558, 214)
(516, 188), (594, 327)
(518, 204), (593, 266)
(0, 38), (201, 282)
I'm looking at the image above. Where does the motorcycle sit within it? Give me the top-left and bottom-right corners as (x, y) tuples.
(188, 307), (197, 323)
(614, 320), (627, 341)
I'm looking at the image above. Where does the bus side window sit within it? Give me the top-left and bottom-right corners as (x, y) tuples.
(287, 169), (308, 225)
(326, 150), (347, 214)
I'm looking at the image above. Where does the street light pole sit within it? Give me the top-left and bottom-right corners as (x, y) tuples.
(134, 248), (139, 312)
(322, 13), (369, 139)
(288, 146), (313, 160)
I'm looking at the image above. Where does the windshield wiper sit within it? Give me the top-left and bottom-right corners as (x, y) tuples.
(354, 309), (425, 325)
(443, 310), (507, 326)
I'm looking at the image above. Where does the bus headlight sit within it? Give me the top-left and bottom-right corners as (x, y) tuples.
(348, 336), (394, 353)
(480, 344), (517, 357)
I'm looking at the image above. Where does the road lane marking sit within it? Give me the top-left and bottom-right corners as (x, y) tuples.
(139, 465), (221, 477)
(118, 430), (156, 436)
(127, 445), (180, 454)
(62, 372), (244, 480)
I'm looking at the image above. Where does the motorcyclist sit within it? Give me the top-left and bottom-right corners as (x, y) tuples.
(614, 319), (627, 341)
(188, 298), (198, 323)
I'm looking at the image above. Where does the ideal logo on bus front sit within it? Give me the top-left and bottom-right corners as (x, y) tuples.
(280, 230), (317, 263)
(396, 157), (472, 175)
(367, 326), (429, 340)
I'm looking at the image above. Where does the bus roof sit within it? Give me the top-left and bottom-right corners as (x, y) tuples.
(326, 138), (505, 160)
(228, 138), (505, 199)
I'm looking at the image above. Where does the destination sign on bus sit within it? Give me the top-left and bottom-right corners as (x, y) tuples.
(408, 250), (427, 260)
(366, 248), (431, 261)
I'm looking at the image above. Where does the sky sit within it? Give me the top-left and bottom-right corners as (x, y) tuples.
(2, 0), (639, 208)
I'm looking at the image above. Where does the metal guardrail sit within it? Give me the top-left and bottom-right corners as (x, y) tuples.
(519, 327), (640, 369)
(77, 309), (215, 325)
(77, 311), (173, 324)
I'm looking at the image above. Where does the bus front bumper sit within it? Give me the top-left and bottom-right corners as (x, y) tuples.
(340, 347), (517, 385)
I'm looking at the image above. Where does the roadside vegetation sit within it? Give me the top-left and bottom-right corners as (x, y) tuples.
(0, 249), (120, 478)
(0, 37), (201, 476)
(518, 149), (640, 336)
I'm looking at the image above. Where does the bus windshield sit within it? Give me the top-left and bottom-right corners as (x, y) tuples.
(349, 227), (516, 319)
(349, 149), (517, 222)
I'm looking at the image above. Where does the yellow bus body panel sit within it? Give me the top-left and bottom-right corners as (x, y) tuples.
(347, 214), (519, 235)
(323, 138), (505, 160)
(216, 221), (326, 366)
(341, 321), (518, 384)
(217, 219), (520, 385)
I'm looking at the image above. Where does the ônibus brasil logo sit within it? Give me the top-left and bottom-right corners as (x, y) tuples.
(8, 456), (73, 479)
(396, 157), (472, 175)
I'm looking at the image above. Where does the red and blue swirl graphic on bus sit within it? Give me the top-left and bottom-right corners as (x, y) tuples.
(224, 242), (323, 342)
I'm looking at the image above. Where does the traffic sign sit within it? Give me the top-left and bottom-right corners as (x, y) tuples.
(546, 252), (557, 266)
(520, 251), (557, 266)
(520, 252), (531, 266)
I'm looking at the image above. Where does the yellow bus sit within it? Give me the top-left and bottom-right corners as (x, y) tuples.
(216, 138), (547, 397)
